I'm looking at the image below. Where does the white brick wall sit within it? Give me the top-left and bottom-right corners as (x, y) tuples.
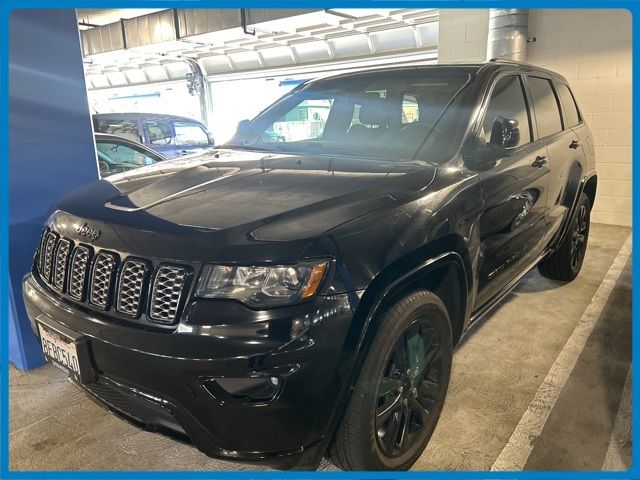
(438, 10), (489, 63)
(438, 9), (632, 226)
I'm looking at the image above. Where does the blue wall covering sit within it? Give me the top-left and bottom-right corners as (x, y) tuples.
(9, 9), (98, 370)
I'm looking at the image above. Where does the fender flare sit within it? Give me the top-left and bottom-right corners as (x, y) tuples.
(549, 171), (597, 253)
(354, 251), (468, 354)
(322, 251), (468, 442)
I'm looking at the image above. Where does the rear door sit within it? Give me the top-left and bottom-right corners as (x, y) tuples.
(475, 74), (551, 307)
(526, 76), (584, 244)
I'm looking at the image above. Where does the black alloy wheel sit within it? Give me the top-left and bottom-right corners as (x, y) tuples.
(375, 320), (444, 458)
(538, 192), (591, 281)
(328, 290), (452, 471)
(570, 204), (588, 272)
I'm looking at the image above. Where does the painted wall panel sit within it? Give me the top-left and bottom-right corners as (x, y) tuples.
(9, 9), (99, 370)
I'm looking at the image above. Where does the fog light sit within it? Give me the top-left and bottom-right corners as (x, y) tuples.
(203, 376), (280, 403)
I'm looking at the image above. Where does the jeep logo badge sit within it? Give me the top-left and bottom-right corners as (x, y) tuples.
(76, 222), (102, 241)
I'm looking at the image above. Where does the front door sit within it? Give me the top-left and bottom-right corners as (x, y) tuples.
(172, 121), (213, 157)
(475, 74), (551, 308)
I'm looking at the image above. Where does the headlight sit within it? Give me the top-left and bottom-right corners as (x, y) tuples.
(194, 261), (329, 307)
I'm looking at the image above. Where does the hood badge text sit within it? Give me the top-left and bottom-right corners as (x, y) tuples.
(76, 223), (102, 241)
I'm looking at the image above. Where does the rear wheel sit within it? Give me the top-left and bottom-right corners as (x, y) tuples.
(328, 290), (452, 471)
(538, 192), (591, 281)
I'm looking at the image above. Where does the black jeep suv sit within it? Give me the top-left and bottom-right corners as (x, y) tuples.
(23, 61), (596, 471)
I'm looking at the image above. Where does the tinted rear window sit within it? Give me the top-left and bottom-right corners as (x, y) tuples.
(528, 77), (563, 138)
(555, 82), (580, 128)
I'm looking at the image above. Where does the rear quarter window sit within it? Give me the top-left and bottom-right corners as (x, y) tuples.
(555, 82), (581, 128)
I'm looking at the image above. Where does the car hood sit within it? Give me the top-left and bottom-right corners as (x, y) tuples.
(51, 149), (437, 261)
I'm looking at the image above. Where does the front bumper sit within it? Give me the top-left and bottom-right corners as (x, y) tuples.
(23, 273), (356, 469)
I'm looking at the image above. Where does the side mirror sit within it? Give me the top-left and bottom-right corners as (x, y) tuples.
(490, 116), (520, 149)
(207, 133), (215, 145)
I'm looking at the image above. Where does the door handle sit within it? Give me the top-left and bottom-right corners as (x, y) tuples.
(532, 155), (548, 168)
(179, 150), (189, 156)
(569, 140), (580, 149)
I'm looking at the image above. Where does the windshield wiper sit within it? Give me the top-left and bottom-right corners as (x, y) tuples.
(221, 143), (286, 153)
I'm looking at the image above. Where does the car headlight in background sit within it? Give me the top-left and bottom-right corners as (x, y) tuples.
(195, 261), (329, 307)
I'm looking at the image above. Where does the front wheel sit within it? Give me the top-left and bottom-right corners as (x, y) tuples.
(328, 290), (453, 471)
(538, 192), (591, 281)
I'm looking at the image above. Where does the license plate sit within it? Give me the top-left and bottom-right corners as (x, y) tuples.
(38, 323), (81, 376)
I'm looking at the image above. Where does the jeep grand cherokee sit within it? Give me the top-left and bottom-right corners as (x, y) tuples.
(23, 61), (596, 471)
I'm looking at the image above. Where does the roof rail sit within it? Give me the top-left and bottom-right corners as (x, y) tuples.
(487, 58), (539, 68)
(489, 57), (522, 64)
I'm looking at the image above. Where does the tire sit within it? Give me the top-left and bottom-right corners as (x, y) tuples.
(328, 290), (453, 471)
(538, 192), (591, 281)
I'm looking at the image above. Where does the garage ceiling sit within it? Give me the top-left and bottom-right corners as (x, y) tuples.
(80, 9), (439, 89)
(77, 9), (165, 27)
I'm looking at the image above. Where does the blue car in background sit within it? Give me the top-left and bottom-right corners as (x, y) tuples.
(93, 113), (215, 159)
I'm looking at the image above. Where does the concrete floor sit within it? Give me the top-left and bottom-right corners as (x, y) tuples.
(9, 223), (632, 471)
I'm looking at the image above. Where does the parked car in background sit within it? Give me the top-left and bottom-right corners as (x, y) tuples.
(93, 113), (215, 159)
(95, 133), (166, 177)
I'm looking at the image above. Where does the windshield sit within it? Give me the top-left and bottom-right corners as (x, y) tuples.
(226, 70), (473, 162)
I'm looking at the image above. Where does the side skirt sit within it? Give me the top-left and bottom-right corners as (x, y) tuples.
(461, 249), (549, 342)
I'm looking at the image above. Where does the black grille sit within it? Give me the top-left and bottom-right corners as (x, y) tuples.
(117, 260), (147, 316)
(52, 239), (72, 292)
(38, 229), (49, 273)
(89, 252), (117, 309)
(68, 246), (91, 300)
(149, 266), (187, 323)
(35, 227), (188, 325)
(42, 232), (58, 283)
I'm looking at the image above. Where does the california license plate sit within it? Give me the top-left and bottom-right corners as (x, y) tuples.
(38, 323), (81, 376)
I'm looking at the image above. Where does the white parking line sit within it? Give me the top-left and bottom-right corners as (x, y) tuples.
(602, 366), (632, 471)
(491, 234), (632, 471)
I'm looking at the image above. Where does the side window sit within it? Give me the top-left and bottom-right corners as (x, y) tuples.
(483, 76), (531, 148)
(350, 90), (387, 128)
(555, 82), (581, 128)
(146, 121), (173, 145)
(528, 77), (563, 138)
(260, 98), (334, 143)
(174, 122), (209, 146)
(95, 119), (140, 143)
(402, 95), (419, 124)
